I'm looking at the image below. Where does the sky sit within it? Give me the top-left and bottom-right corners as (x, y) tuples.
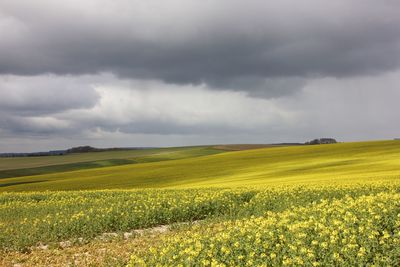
(0, 0), (400, 152)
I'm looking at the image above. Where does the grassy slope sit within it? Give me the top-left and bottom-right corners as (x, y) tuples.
(0, 149), (158, 170)
(211, 144), (299, 151)
(1, 140), (400, 192)
(0, 159), (135, 179)
(0, 146), (223, 179)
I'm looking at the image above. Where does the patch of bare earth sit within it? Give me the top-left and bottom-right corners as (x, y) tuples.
(0, 225), (172, 267)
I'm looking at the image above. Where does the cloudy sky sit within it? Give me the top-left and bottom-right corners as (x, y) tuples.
(1, 0), (400, 152)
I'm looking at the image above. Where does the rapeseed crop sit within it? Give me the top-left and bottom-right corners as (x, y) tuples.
(129, 185), (400, 266)
(2, 181), (399, 257)
(1, 140), (400, 266)
(0, 189), (254, 250)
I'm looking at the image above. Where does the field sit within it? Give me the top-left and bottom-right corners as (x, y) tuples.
(1, 140), (400, 266)
(0, 146), (224, 180)
(132, 187), (400, 266)
(1, 140), (400, 191)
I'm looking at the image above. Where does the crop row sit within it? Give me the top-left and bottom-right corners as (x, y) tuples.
(129, 191), (400, 266)
(0, 181), (399, 251)
(0, 189), (255, 250)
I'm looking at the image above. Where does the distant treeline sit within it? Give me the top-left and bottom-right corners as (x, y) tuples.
(305, 138), (337, 145)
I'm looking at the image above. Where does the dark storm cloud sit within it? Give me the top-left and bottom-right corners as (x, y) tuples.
(0, 74), (100, 137)
(0, 116), (72, 135)
(1, 0), (400, 152)
(1, 0), (399, 97)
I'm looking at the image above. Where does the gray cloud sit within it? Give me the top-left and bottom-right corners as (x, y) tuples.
(0, 75), (100, 115)
(0, 74), (100, 137)
(2, 71), (400, 152)
(0, 1), (400, 152)
(0, 0), (399, 98)
(1, 71), (400, 152)
(0, 75), (294, 139)
(58, 81), (293, 135)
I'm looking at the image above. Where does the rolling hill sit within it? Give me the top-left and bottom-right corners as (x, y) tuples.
(0, 146), (223, 180)
(1, 140), (399, 192)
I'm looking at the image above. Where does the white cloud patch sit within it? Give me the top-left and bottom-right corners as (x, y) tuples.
(1, 71), (399, 152)
(61, 78), (296, 134)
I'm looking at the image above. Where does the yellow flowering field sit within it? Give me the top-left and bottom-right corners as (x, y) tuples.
(0, 189), (255, 250)
(1, 180), (400, 266)
(128, 183), (400, 266)
(1, 141), (400, 266)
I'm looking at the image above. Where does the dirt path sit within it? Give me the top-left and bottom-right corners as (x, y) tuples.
(1, 222), (199, 267)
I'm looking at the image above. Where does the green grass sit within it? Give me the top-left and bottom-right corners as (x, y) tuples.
(1, 140), (400, 192)
(0, 146), (223, 180)
(0, 159), (135, 179)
